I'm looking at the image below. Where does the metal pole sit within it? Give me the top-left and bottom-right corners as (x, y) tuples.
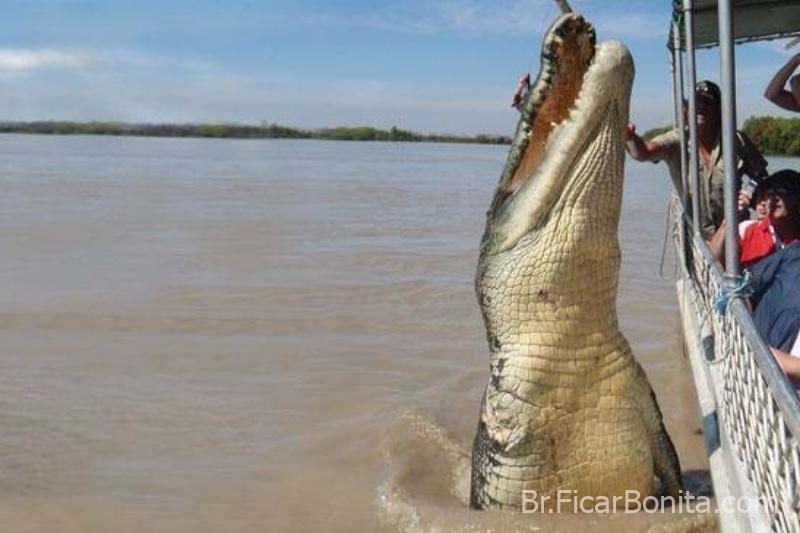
(554, 0), (573, 14)
(684, 0), (701, 239)
(673, 26), (688, 213)
(718, 0), (740, 275)
(673, 25), (690, 272)
(671, 47), (679, 128)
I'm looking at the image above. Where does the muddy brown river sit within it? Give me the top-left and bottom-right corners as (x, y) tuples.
(2, 135), (792, 532)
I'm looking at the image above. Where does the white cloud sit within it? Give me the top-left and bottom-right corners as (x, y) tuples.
(0, 49), (90, 72)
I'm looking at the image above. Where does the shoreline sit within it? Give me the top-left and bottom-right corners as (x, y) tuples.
(0, 121), (512, 145)
(0, 116), (796, 154)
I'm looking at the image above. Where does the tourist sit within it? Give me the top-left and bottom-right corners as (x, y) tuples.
(626, 80), (768, 240)
(765, 53), (800, 112)
(709, 170), (800, 268)
(747, 242), (800, 382)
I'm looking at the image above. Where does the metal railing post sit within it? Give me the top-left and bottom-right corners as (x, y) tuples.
(673, 25), (688, 214)
(684, 0), (701, 240)
(718, 0), (740, 275)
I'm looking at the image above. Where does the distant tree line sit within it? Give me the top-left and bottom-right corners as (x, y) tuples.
(641, 126), (672, 141)
(2, 117), (798, 153)
(742, 116), (800, 156)
(0, 121), (511, 145)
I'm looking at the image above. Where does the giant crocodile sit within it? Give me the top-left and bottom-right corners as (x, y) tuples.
(470, 6), (683, 511)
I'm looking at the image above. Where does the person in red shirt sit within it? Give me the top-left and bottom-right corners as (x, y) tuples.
(710, 169), (800, 268)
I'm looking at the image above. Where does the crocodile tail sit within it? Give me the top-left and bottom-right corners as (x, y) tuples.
(652, 419), (684, 498)
(646, 383), (684, 499)
(469, 417), (492, 509)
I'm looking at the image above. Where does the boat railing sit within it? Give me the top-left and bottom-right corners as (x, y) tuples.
(673, 204), (800, 532)
(665, 0), (800, 529)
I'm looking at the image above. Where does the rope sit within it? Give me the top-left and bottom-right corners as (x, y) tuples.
(669, 0), (684, 51)
(672, 0), (684, 24)
(554, 0), (572, 14)
(714, 271), (753, 315)
(659, 196), (679, 280)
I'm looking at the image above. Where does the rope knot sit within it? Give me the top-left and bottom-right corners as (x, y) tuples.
(714, 271), (752, 315)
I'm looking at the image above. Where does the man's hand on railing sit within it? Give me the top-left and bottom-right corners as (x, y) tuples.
(625, 123), (651, 161)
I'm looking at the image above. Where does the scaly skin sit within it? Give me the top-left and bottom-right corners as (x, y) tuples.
(470, 12), (682, 510)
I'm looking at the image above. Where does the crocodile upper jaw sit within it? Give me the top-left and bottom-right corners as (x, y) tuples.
(480, 15), (634, 257)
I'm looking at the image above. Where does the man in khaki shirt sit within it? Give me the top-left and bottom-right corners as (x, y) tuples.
(626, 80), (768, 240)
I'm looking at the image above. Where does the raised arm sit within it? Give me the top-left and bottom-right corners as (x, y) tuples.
(625, 123), (673, 162)
(765, 53), (800, 112)
(708, 222), (726, 263)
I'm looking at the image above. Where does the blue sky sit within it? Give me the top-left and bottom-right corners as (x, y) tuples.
(0, 0), (795, 134)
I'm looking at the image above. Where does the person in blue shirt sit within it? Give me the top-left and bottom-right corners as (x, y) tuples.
(749, 242), (800, 380)
(744, 171), (800, 382)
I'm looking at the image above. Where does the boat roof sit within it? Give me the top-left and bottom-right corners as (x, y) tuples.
(668, 0), (800, 50)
